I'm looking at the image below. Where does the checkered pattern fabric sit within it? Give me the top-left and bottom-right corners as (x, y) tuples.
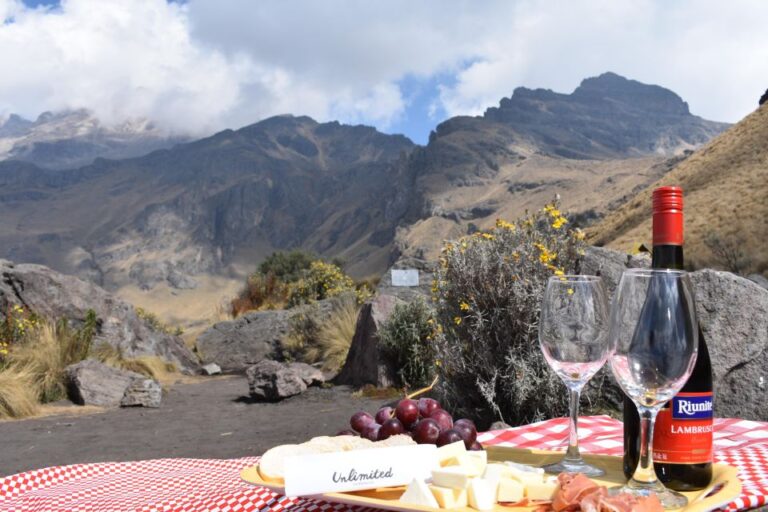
(0, 416), (764, 511)
(478, 416), (768, 511)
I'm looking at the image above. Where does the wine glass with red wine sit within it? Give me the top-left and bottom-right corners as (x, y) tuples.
(538, 275), (611, 477)
(608, 268), (698, 509)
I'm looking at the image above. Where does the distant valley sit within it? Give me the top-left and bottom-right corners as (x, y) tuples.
(0, 72), (735, 326)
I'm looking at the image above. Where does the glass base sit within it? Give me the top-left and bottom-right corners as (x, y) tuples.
(542, 458), (605, 477)
(610, 479), (688, 509)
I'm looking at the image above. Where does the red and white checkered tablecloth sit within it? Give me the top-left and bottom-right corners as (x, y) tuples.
(0, 416), (765, 512)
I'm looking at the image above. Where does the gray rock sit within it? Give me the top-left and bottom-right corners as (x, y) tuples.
(195, 297), (341, 372)
(335, 294), (402, 388)
(376, 257), (434, 303)
(489, 421), (512, 431)
(196, 309), (291, 372)
(65, 359), (161, 408)
(201, 363), (222, 376)
(690, 270), (768, 421)
(748, 273), (768, 290)
(121, 378), (162, 408)
(290, 362), (325, 386)
(0, 260), (198, 373)
(246, 360), (307, 401)
(580, 246), (650, 295)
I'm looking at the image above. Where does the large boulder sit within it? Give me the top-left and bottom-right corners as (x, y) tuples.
(196, 296), (341, 372)
(691, 270), (768, 421)
(335, 294), (402, 388)
(246, 360), (307, 401)
(0, 260), (198, 373)
(376, 257), (434, 303)
(580, 246), (650, 294)
(65, 359), (162, 408)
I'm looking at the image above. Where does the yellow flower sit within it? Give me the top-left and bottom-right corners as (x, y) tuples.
(552, 216), (568, 229)
(459, 301), (470, 311)
(481, 233), (495, 241)
(495, 219), (516, 230)
(453, 316), (462, 325)
(554, 269), (565, 276)
(567, 288), (574, 295)
(574, 228), (586, 241)
(427, 318), (434, 325)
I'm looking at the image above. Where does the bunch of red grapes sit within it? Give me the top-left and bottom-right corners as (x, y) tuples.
(338, 397), (482, 450)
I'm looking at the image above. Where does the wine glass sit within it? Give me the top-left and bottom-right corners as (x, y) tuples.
(539, 275), (611, 477)
(608, 269), (699, 509)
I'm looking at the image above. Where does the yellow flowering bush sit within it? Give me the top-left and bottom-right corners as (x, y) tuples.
(288, 260), (371, 307)
(0, 305), (39, 362)
(378, 298), (438, 389)
(432, 200), (593, 427)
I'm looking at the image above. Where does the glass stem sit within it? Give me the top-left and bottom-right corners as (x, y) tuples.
(632, 407), (659, 484)
(564, 386), (582, 462)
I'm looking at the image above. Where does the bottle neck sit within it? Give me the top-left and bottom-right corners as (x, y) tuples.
(651, 244), (685, 270)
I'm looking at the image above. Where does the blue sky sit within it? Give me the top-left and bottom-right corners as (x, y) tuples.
(3, 1), (768, 144)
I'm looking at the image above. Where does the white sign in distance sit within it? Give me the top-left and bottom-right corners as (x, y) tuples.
(391, 269), (419, 287)
(284, 444), (437, 497)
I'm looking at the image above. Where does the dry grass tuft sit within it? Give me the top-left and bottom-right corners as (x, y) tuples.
(0, 368), (41, 419)
(90, 343), (178, 385)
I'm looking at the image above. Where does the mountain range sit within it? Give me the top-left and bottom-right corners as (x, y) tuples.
(0, 72), (735, 325)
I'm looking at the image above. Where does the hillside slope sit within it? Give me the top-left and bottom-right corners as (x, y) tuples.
(591, 103), (768, 274)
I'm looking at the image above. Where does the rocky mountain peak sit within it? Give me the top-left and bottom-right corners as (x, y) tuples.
(572, 72), (690, 115)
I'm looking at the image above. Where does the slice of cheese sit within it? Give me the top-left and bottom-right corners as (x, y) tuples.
(466, 450), (487, 464)
(431, 466), (473, 489)
(497, 477), (525, 503)
(504, 465), (544, 486)
(430, 485), (468, 508)
(400, 478), (440, 508)
(525, 477), (559, 501)
(481, 463), (506, 500)
(468, 478), (495, 511)
(437, 441), (466, 466)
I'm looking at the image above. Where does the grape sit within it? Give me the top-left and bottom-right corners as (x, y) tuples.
(454, 418), (476, 432)
(360, 423), (381, 441)
(429, 409), (454, 432)
(436, 428), (464, 447)
(336, 429), (358, 436)
(350, 411), (375, 433)
(395, 399), (419, 427)
(469, 441), (484, 451)
(378, 418), (405, 440)
(412, 418), (441, 444)
(417, 397), (441, 418)
(453, 423), (477, 448)
(375, 406), (394, 425)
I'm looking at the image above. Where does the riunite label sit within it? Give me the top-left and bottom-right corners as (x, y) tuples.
(653, 392), (714, 465)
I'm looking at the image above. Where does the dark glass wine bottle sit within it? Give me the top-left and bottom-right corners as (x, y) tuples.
(622, 186), (713, 491)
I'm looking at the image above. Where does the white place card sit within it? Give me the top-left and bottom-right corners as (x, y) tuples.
(284, 444), (437, 497)
(392, 269), (419, 287)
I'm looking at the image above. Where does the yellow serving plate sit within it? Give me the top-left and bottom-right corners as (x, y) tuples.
(241, 446), (741, 512)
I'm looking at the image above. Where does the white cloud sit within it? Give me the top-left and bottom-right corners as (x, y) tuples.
(0, 0), (766, 138)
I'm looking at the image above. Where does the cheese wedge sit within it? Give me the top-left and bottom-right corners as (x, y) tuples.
(400, 478), (440, 508)
(468, 478), (495, 511)
(430, 485), (468, 508)
(466, 450), (487, 464)
(525, 476), (559, 501)
(497, 477), (525, 503)
(431, 466), (473, 489)
(437, 441), (466, 466)
(504, 465), (544, 486)
(481, 463), (507, 499)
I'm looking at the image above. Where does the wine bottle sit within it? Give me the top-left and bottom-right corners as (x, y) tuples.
(622, 186), (713, 490)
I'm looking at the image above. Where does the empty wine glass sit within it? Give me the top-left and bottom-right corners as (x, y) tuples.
(609, 269), (699, 509)
(539, 275), (611, 477)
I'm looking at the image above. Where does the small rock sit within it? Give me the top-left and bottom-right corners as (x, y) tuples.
(65, 359), (161, 408)
(246, 360), (307, 401)
(201, 363), (222, 376)
(580, 246), (650, 295)
(289, 362), (325, 386)
(747, 273), (768, 290)
(121, 378), (162, 408)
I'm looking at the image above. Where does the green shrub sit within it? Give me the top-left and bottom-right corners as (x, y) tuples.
(287, 260), (370, 307)
(378, 299), (438, 389)
(258, 250), (317, 283)
(432, 202), (592, 428)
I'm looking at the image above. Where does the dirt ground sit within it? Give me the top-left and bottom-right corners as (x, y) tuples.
(0, 376), (384, 477)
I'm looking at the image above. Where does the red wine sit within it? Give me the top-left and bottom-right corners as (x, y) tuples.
(623, 186), (713, 490)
